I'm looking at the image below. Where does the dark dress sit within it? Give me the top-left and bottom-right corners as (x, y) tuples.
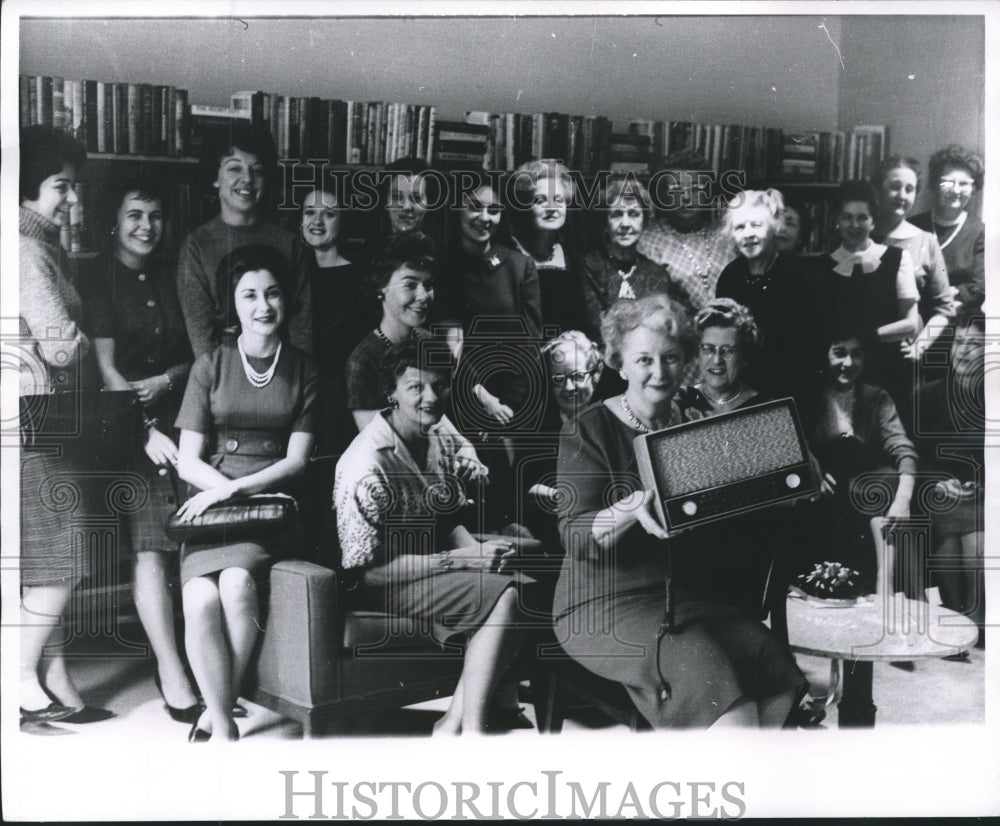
(173, 340), (319, 583)
(580, 244), (694, 343)
(911, 211), (984, 314)
(715, 252), (826, 403)
(553, 401), (805, 727)
(79, 253), (192, 554)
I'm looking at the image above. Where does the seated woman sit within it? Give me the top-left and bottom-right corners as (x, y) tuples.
(872, 155), (955, 361)
(554, 294), (805, 728)
(173, 245), (318, 741)
(506, 159), (588, 335)
(334, 339), (531, 734)
(579, 176), (693, 343)
(913, 312), (985, 639)
(910, 144), (985, 315)
(799, 320), (917, 594)
(715, 189), (825, 402)
(774, 199), (816, 256)
(680, 297), (762, 415)
(80, 178), (200, 722)
(821, 180), (920, 412)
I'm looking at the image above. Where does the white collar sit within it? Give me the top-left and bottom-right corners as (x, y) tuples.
(831, 242), (888, 276)
(882, 220), (922, 241)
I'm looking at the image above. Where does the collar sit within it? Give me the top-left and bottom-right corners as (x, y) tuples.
(882, 220), (922, 241)
(831, 242), (888, 276)
(364, 409), (451, 471)
(513, 236), (566, 269)
(19, 206), (61, 243)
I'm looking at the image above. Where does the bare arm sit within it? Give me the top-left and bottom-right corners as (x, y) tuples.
(93, 338), (132, 391)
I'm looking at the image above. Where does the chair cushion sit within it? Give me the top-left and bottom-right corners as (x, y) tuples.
(342, 610), (444, 651)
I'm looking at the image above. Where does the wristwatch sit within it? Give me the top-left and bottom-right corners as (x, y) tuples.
(437, 550), (453, 570)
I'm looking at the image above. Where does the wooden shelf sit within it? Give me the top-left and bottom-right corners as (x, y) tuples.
(86, 153), (198, 164)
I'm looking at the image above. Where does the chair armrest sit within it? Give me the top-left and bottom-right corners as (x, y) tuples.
(254, 559), (342, 707)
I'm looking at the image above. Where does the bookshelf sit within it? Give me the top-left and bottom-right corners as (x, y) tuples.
(22, 72), (888, 255)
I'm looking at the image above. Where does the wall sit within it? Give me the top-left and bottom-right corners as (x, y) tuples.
(837, 15), (985, 214)
(20, 15), (843, 130)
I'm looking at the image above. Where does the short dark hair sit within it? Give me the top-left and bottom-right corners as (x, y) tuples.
(215, 244), (293, 333)
(377, 337), (454, 400)
(928, 144), (984, 191)
(834, 180), (880, 217)
(780, 199), (813, 247)
(365, 230), (438, 296)
(20, 126), (87, 202)
(872, 155), (922, 193)
(200, 120), (278, 187)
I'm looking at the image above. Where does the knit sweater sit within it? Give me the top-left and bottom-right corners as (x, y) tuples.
(18, 207), (94, 396)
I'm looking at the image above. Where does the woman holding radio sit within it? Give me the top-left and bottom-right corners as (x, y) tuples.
(554, 294), (805, 728)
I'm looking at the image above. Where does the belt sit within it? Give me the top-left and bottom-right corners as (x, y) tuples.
(212, 430), (287, 458)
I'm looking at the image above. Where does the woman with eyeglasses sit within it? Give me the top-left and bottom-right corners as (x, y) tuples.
(871, 156), (955, 362)
(678, 298), (762, 415)
(910, 145), (985, 315)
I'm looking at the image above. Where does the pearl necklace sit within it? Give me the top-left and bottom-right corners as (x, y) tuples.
(237, 336), (281, 388)
(931, 210), (967, 251)
(700, 383), (746, 408)
(620, 395), (652, 433)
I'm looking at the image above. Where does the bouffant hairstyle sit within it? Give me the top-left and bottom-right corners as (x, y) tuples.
(834, 180), (880, 217)
(214, 244), (294, 334)
(928, 144), (985, 191)
(722, 188), (784, 239)
(20, 125), (87, 202)
(377, 337), (455, 401)
(104, 177), (171, 244)
(778, 199), (813, 249)
(540, 329), (604, 377)
(364, 230), (438, 297)
(601, 294), (697, 370)
(508, 159), (574, 237)
(694, 298), (762, 357)
(871, 154), (922, 193)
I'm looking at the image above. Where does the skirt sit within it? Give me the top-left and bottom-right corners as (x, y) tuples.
(554, 591), (806, 728)
(126, 461), (182, 555)
(360, 570), (531, 648)
(20, 449), (91, 586)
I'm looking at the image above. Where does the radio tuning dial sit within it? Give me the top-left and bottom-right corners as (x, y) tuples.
(682, 500), (698, 516)
(785, 473), (801, 489)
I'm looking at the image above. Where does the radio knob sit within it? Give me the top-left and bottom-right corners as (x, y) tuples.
(682, 500), (698, 516)
(785, 473), (801, 489)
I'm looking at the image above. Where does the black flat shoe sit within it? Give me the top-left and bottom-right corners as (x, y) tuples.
(155, 672), (204, 724)
(62, 707), (117, 724)
(188, 721), (211, 743)
(20, 703), (75, 724)
(787, 704), (826, 729)
(20, 720), (76, 736)
(487, 707), (535, 731)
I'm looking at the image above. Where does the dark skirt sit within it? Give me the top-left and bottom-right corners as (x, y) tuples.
(554, 591), (806, 728)
(126, 461), (182, 555)
(359, 570), (528, 648)
(20, 449), (91, 586)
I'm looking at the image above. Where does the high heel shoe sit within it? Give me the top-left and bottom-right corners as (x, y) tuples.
(20, 702), (75, 724)
(154, 672), (204, 725)
(188, 721), (211, 743)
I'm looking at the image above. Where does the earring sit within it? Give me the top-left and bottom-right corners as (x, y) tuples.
(110, 225), (118, 237)
(619, 370), (627, 381)
(388, 397), (398, 409)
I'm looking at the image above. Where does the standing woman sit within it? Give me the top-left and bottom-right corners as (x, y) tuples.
(173, 245), (318, 741)
(80, 179), (200, 722)
(176, 122), (312, 358)
(715, 189), (825, 401)
(822, 181), (920, 409)
(362, 157), (442, 261)
(911, 145), (985, 314)
(579, 176), (694, 343)
(872, 156), (955, 360)
(18, 126), (107, 728)
(507, 159), (588, 335)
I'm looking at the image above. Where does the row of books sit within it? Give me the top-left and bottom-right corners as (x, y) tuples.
(229, 91), (437, 165)
(19, 75), (190, 157)
(464, 111), (888, 181)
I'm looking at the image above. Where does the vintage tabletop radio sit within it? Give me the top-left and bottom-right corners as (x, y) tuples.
(634, 398), (818, 533)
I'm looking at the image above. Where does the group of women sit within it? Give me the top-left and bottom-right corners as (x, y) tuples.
(18, 119), (985, 737)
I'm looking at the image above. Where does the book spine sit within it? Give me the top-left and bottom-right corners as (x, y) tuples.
(425, 106), (436, 165)
(52, 76), (66, 131)
(83, 80), (98, 151)
(174, 88), (188, 156)
(39, 76), (54, 127)
(95, 82), (107, 153)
